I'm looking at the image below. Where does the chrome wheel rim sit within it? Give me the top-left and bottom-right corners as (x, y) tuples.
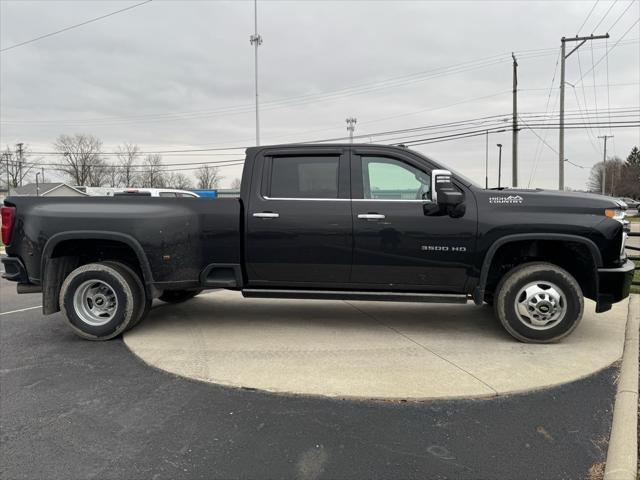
(514, 281), (567, 330)
(73, 280), (118, 326)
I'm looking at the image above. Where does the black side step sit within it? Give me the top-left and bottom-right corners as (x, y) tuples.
(241, 289), (468, 304)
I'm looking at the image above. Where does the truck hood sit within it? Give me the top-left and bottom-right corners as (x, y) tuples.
(478, 188), (624, 212)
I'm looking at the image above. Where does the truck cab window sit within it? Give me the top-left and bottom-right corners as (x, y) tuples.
(270, 156), (339, 199)
(362, 157), (430, 200)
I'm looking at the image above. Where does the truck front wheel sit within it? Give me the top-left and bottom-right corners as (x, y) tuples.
(158, 289), (202, 303)
(59, 262), (146, 340)
(494, 262), (584, 343)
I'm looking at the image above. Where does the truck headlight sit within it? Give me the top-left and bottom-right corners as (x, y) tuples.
(605, 208), (625, 221)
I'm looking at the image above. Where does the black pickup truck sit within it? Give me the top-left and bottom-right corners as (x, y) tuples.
(1, 144), (634, 343)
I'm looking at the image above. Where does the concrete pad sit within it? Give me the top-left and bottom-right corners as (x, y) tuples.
(124, 290), (629, 400)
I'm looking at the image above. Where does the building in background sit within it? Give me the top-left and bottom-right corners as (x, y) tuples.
(9, 183), (87, 197)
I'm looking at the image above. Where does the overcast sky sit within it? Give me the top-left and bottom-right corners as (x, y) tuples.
(1, 0), (638, 189)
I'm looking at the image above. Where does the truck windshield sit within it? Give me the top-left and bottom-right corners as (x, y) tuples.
(411, 150), (482, 189)
(445, 166), (482, 189)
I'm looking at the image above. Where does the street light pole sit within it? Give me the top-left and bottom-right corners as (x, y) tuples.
(485, 130), (489, 189)
(496, 143), (503, 188)
(249, 0), (262, 146)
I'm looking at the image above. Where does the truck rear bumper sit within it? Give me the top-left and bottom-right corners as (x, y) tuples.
(1, 256), (29, 283)
(596, 259), (635, 312)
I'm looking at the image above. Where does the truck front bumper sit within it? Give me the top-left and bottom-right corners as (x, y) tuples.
(596, 259), (635, 312)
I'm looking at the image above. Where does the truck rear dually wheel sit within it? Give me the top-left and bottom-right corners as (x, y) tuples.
(60, 262), (146, 340)
(100, 261), (151, 330)
(494, 262), (584, 343)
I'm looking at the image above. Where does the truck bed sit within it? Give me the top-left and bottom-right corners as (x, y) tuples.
(4, 196), (242, 289)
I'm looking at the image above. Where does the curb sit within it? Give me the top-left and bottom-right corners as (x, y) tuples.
(604, 294), (639, 480)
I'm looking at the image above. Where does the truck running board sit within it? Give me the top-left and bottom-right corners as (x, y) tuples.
(241, 289), (469, 304)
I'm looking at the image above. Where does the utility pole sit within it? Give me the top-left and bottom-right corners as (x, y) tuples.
(497, 143), (503, 188)
(559, 34), (609, 190)
(346, 117), (357, 143)
(249, 0), (262, 146)
(485, 130), (489, 189)
(3, 153), (9, 193)
(35, 171), (40, 196)
(511, 53), (518, 187)
(16, 142), (23, 187)
(41, 167), (45, 184)
(598, 135), (614, 195)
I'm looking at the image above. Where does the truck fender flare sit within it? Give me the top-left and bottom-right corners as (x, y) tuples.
(474, 233), (602, 304)
(41, 231), (155, 289)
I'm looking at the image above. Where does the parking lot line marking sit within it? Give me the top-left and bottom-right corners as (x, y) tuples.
(0, 306), (42, 316)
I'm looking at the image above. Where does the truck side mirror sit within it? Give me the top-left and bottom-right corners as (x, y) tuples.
(431, 170), (464, 206)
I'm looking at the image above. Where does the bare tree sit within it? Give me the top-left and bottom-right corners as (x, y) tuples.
(1, 145), (37, 188)
(105, 163), (120, 188)
(140, 154), (166, 188)
(196, 165), (222, 189)
(116, 143), (140, 187)
(586, 157), (625, 195)
(167, 172), (193, 190)
(230, 177), (241, 189)
(54, 134), (104, 186)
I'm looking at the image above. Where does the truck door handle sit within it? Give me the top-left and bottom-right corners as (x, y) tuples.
(253, 212), (279, 218)
(357, 213), (385, 220)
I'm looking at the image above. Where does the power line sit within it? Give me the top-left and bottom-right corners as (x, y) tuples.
(2, 58), (518, 125)
(4, 157), (245, 168)
(577, 0), (600, 34)
(10, 119), (639, 177)
(2, 40), (636, 128)
(605, 37), (616, 158)
(591, 0), (618, 33)
(575, 17), (640, 85)
(565, 159), (586, 169)
(529, 49), (561, 187)
(590, 42), (601, 137)
(519, 115), (559, 155)
(607, 0), (636, 31)
(0, 0), (153, 53)
(569, 85), (602, 153)
(17, 107), (639, 155)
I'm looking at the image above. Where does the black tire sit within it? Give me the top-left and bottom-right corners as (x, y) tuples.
(100, 261), (151, 329)
(158, 289), (202, 304)
(59, 262), (145, 341)
(494, 262), (584, 343)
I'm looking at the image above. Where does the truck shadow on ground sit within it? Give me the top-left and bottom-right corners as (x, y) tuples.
(146, 290), (505, 337)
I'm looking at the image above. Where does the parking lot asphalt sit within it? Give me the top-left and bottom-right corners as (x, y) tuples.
(0, 276), (619, 480)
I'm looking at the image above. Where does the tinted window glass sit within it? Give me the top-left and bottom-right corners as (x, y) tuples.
(270, 156), (339, 199)
(159, 192), (177, 197)
(362, 157), (430, 200)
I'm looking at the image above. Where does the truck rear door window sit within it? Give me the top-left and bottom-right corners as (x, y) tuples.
(270, 156), (339, 199)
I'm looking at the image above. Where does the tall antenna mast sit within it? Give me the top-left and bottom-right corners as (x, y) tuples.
(249, 0), (263, 146)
